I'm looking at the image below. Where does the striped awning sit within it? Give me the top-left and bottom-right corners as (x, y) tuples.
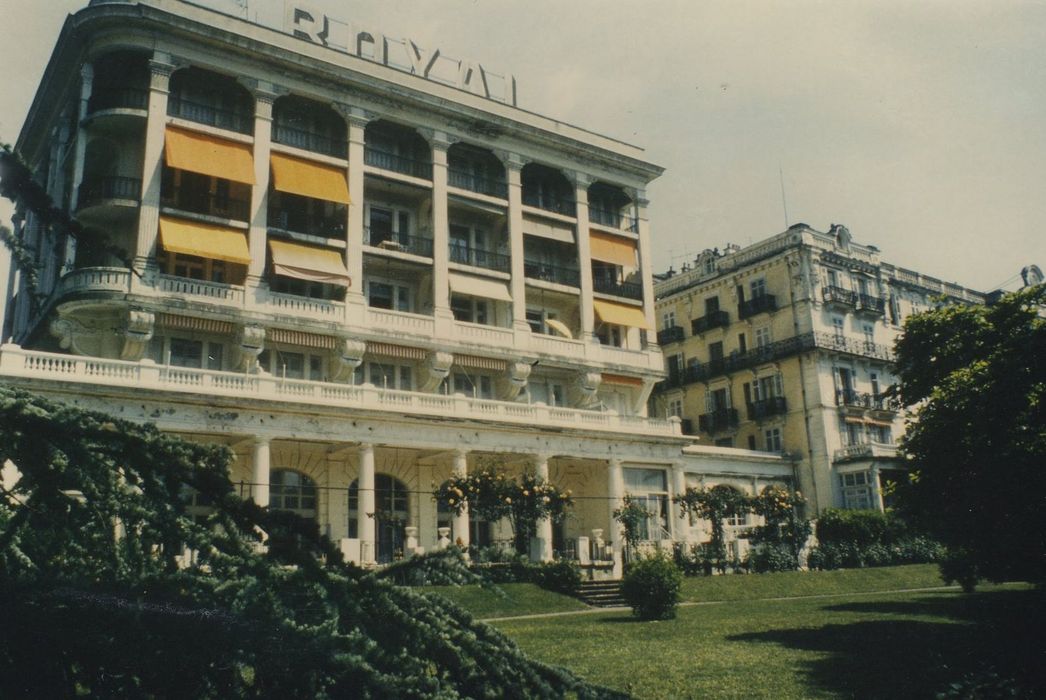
(454, 354), (508, 371)
(267, 328), (339, 350)
(367, 342), (427, 361)
(601, 373), (645, 387)
(157, 314), (234, 334)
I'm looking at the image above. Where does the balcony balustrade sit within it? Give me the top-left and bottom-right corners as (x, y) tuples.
(656, 326), (685, 345)
(522, 192), (576, 217)
(272, 123), (347, 159)
(364, 147), (432, 179)
(833, 442), (900, 463)
(698, 407), (739, 434)
(823, 286), (857, 307)
(162, 188), (250, 222)
(77, 176), (142, 208)
(524, 261), (580, 287)
(738, 293), (777, 319)
(364, 228), (434, 258)
(167, 97), (253, 135)
(836, 389), (900, 411)
(87, 87), (148, 113)
(447, 168), (508, 199)
(449, 244), (510, 273)
(588, 206), (637, 232)
(690, 309), (730, 334)
(747, 396), (788, 420)
(593, 276), (643, 300)
(857, 293), (886, 315)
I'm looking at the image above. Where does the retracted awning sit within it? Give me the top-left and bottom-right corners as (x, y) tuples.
(269, 239), (350, 287)
(589, 231), (637, 267)
(593, 299), (651, 329)
(522, 218), (575, 244)
(448, 272), (513, 302)
(270, 153), (351, 204)
(158, 216), (250, 265)
(544, 318), (574, 339)
(164, 126), (255, 184)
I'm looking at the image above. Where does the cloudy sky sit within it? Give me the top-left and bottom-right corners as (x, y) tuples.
(2, 0), (1044, 291)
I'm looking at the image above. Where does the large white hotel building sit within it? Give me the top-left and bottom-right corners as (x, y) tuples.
(1, 0), (789, 568)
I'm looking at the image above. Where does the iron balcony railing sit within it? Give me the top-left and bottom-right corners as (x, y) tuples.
(588, 206), (637, 231)
(161, 189), (250, 221)
(364, 227), (434, 258)
(364, 147), (432, 179)
(447, 168), (508, 199)
(522, 191), (576, 217)
(698, 408), (739, 434)
(747, 396), (788, 420)
(836, 389), (901, 411)
(656, 326), (685, 345)
(87, 87), (149, 113)
(823, 286), (857, 306)
(593, 276), (643, 300)
(449, 244), (511, 273)
(857, 293), (886, 314)
(268, 208), (346, 239)
(167, 97), (253, 135)
(738, 293), (778, 319)
(77, 176), (142, 209)
(524, 261), (580, 287)
(691, 309), (730, 334)
(272, 123), (348, 159)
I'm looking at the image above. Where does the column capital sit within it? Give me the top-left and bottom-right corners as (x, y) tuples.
(147, 58), (176, 87)
(238, 78), (288, 105)
(358, 442), (374, 453)
(573, 171), (595, 190)
(494, 150), (527, 171)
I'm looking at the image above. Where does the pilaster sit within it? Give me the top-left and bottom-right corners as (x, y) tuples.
(429, 131), (453, 327)
(574, 172), (596, 342)
(66, 62), (93, 272)
(134, 54), (175, 273)
(251, 437), (271, 507)
(504, 153), (530, 335)
(247, 82), (280, 282)
(339, 105), (370, 319)
(633, 189), (657, 348)
(358, 443), (376, 563)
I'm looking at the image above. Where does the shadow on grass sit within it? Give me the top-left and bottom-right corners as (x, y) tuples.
(727, 589), (1045, 698)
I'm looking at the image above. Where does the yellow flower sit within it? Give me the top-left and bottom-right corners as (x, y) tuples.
(522, 490), (529, 496)
(505, 497), (512, 504)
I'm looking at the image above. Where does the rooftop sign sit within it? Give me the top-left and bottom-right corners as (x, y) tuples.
(285, 4), (518, 106)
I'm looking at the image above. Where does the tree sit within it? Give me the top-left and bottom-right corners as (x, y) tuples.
(892, 285), (1046, 588)
(674, 485), (750, 573)
(0, 388), (618, 698)
(748, 485), (811, 572)
(613, 493), (653, 563)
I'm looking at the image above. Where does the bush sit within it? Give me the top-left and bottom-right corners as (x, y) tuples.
(672, 542), (708, 576)
(808, 536), (945, 571)
(816, 508), (908, 548)
(621, 552), (683, 620)
(748, 543), (798, 573)
(529, 560), (581, 595)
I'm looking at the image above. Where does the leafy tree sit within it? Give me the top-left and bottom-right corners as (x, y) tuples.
(893, 285), (1046, 588)
(674, 485), (750, 573)
(613, 493), (653, 562)
(748, 485), (811, 572)
(0, 388), (619, 698)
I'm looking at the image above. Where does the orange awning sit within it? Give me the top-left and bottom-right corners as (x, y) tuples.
(601, 373), (645, 387)
(164, 126), (255, 184)
(593, 299), (651, 329)
(270, 152), (350, 204)
(158, 216), (250, 265)
(589, 230), (637, 267)
(269, 239), (350, 287)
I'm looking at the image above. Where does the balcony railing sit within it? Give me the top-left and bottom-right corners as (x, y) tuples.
(593, 277), (643, 300)
(738, 294), (777, 319)
(273, 123), (347, 159)
(823, 286), (857, 306)
(268, 209), (345, 239)
(364, 147), (432, 179)
(447, 168), (508, 199)
(87, 87), (149, 113)
(857, 293), (886, 315)
(522, 192), (576, 217)
(656, 326), (685, 345)
(833, 442), (899, 463)
(698, 408), (739, 434)
(691, 310), (730, 334)
(77, 176), (142, 209)
(747, 396), (788, 420)
(524, 261), (580, 287)
(161, 189), (250, 221)
(588, 206), (637, 232)
(836, 390), (900, 411)
(449, 245), (510, 273)
(167, 97), (253, 135)
(364, 228), (434, 258)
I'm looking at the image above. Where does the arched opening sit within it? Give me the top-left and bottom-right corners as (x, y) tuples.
(168, 66), (254, 135)
(348, 473), (409, 563)
(446, 143), (507, 198)
(272, 95), (347, 158)
(364, 120), (431, 179)
(269, 469), (318, 520)
(88, 50), (150, 113)
(521, 163), (574, 216)
(587, 182), (633, 230)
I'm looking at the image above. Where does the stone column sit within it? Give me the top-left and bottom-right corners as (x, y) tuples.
(134, 54), (175, 270)
(358, 443), (376, 563)
(451, 449), (470, 550)
(669, 463), (687, 541)
(430, 132), (453, 331)
(606, 458), (624, 549)
(343, 107), (369, 321)
(574, 173), (596, 342)
(505, 153), (530, 337)
(633, 191), (657, 348)
(65, 62), (93, 271)
(871, 466), (885, 512)
(247, 83), (278, 283)
(251, 438), (271, 507)
(533, 454), (554, 561)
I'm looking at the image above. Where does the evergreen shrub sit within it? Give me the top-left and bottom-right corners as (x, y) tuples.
(621, 552), (683, 620)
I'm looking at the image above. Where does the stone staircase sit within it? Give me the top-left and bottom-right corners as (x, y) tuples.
(576, 580), (627, 608)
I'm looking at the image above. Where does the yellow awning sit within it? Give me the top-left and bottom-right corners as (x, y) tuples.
(270, 153), (351, 204)
(164, 126), (255, 184)
(589, 231), (637, 267)
(544, 318), (574, 339)
(593, 299), (651, 329)
(269, 239), (350, 287)
(158, 216), (250, 265)
(448, 272), (513, 302)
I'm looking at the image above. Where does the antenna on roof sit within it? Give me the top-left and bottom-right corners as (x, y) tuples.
(779, 165), (790, 228)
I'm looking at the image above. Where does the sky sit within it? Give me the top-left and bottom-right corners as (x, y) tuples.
(2, 0), (1045, 292)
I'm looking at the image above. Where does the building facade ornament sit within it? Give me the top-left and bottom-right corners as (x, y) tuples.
(495, 361), (532, 401)
(233, 324), (266, 373)
(119, 310), (155, 361)
(418, 350), (454, 392)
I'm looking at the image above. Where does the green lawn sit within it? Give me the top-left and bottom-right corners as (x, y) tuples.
(419, 582), (588, 619)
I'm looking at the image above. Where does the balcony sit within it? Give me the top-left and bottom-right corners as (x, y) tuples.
(364, 228), (434, 258)
(364, 147), (432, 180)
(588, 206), (638, 232)
(691, 310), (730, 334)
(77, 176), (141, 209)
(836, 389), (900, 412)
(524, 261), (580, 288)
(747, 396), (788, 420)
(162, 189), (250, 222)
(448, 168), (507, 199)
(87, 87), (148, 114)
(738, 294), (777, 319)
(522, 192), (576, 217)
(833, 442), (900, 463)
(823, 286), (857, 307)
(268, 208), (345, 239)
(273, 124), (347, 159)
(593, 277), (643, 301)
(856, 293), (886, 315)
(449, 245), (510, 273)
(167, 98), (252, 135)
(698, 408), (739, 434)
(656, 326), (685, 345)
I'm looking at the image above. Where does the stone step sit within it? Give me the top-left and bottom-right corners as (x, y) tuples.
(576, 580), (626, 607)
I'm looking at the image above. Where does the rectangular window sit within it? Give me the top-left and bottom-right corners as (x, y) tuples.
(832, 316), (845, 340)
(841, 472), (873, 509)
(755, 326), (772, 348)
(704, 296), (720, 314)
(662, 310), (676, 330)
(737, 332), (747, 354)
(451, 372), (493, 399)
(451, 294), (489, 324)
(750, 278), (767, 298)
(764, 427), (782, 452)
(596, 324), (623, 347)
(366, 280), (411, 312)
(169, 338), (203, 369)
(862, 324), (874, 345)
(747, 435), (757, 450)
(667, 353), (684, 377)
(668, 398), (683, 418)
(826, 269), (838, 287)
(708, 341), (724, 362)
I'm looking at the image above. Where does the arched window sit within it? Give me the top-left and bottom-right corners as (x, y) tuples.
(348, 474), (409, 563)
(270, 469), (317, 520)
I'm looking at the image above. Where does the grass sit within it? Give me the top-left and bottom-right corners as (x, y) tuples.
(419, 582), (587, 619)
